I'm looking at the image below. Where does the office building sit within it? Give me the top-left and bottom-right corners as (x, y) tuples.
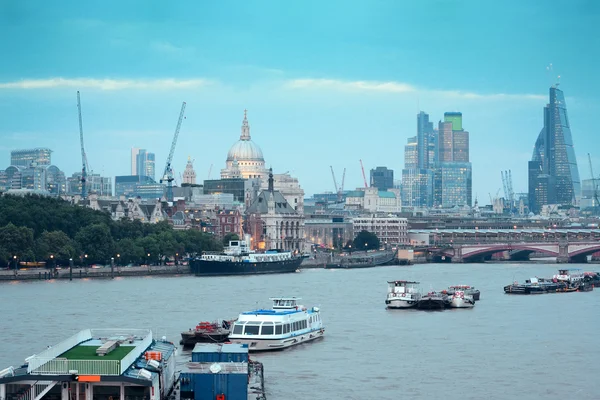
(115, 175), (164, 200)
(134, 149), (155, 180)
(370, 167), (394, 191)
(10, 148), (52, 168)
(528, 86), (581, 214)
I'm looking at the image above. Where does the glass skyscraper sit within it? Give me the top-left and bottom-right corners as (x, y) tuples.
(528, 86), (580, 214)
(135, 149), (156, 180)
(370, 167), (394, 191)
(10, 148), (52, 168)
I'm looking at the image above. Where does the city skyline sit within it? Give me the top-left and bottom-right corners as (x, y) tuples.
(1, 1), (599, 199)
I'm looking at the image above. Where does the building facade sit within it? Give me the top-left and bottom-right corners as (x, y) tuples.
(345, 187), (402, 213)
(115, 175), (164, 199)
(245, 170), (304, 251)
(182, 157), (197, 184)
(10, 148), (52, 168)
(528, 86), (581, 214)
(68, 173), (112, 196)
(135, 149), (156, 180)
(402, 112), (436, 208)
(352, 215), (409, 246)
(370, 167), (394, 191)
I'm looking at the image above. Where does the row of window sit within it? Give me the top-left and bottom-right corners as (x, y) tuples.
(233, 315), (321, 336)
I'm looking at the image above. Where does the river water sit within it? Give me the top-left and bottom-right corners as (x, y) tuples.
(1, 263), (599, 400)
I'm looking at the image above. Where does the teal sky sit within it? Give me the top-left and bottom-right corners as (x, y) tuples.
(1, 0), (599, 199)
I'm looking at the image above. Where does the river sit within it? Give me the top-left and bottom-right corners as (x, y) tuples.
(1, 263), (599, 400)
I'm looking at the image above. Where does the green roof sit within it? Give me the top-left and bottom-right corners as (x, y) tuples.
(378, 191), (396, 198)
(60, 345), (135, 361)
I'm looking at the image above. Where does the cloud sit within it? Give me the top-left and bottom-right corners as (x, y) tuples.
(0, 78), (212, 91)
(151, 41), (195, 55)
(284, 78), (546, 101)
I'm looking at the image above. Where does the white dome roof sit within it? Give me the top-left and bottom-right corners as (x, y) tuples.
(227, 140), (264, 162)
(226, 110), (265, 162)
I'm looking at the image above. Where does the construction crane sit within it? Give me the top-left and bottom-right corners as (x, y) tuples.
(77, 91), (89, 199)
(501, 171), (509, 203)
(359, 159), (368, 188)
(507, 170), (515, 210)
(588, 153), (600, 212)
(330, 167), (347, 203)
(207, 164), (213, 180)
(160, 102), (187, 202)
(330, 166), (339, 195)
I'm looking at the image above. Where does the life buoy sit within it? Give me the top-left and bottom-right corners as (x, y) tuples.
(401, 293), (406, 297)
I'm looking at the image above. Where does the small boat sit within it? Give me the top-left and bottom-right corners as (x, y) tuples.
(180, 319), (235, 347)
(448, 290), (475, 308)
(228, 297), (325, 352)
(446, 285), (480, 301)
(583, 272), (600, 287)
(417, 291), (448, 310)
(504, 277), (564, 294)
(553, 268), (585, 286)
(325, 250), (396, 269)
(385, 280), (421, 309)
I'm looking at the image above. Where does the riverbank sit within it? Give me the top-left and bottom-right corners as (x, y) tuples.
(0, 265), (190, 281)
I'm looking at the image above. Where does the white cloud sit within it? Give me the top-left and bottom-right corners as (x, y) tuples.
(284, 78), (546, 101)
(0, 78), (212, 91)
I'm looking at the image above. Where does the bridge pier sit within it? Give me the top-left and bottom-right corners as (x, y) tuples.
(557, 243), (569, 264)
(451, 246), (463, 263)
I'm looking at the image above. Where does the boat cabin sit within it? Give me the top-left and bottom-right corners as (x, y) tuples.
(387, 280), (420, 294)
(554, 269), (584, 283)
(270, 297), (301, 310)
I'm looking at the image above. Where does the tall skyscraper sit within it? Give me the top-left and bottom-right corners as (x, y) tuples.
(131, 148), (140, 175)
(528, 86), (581, 214)
(433, 112), (472, 207)
(402, 112), (435, 208)
(370, 167), (394, 190)
(11, 148), (52, 168)
(132, 149), (156, 180)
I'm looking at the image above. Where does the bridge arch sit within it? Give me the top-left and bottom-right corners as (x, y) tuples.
(461, 244), (559, 262)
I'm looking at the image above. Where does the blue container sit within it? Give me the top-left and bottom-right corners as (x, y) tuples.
(219, 344), (249, 363)
(193, 373), (248, 400)
(191, 343), (222, 363)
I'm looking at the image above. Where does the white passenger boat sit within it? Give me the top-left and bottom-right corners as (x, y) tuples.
(449, 290), (475, 308)
(385, 280), (421, 309)
(553, 269), (584, 285)
(228, 297), (325, 351)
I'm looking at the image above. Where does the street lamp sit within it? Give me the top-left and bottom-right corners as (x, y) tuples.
(147, 253), (151, 266)
(13, 255), (17, 271)
(175, 253), (179, 265)
(116, 253), (120, 266)
(50, 254), (55, 270)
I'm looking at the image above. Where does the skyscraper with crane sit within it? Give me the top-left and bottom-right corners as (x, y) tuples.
(160, 102), (186, 202)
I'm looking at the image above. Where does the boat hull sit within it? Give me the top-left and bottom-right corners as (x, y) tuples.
(180, 330), (230, 347)
(385, 298), (418, 309)
(229, 328), (325, 352)
(417, 298), (446, 310)
(190, 257), (303, 276)
(325, 251), (396, 269)
(449, 296), (475, 308)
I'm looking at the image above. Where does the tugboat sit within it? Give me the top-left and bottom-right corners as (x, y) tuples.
(180, 319), (236, 347)
(385, 280), (421, 309)
(504, 277), (564, 294)
(553, 269), (584, 285)
(190, 235), (303, 276)
(448, 290), (475, 308)
(417, 291), (448, 310)
(584, 272), (600, 287)
(446, 285), (480, 301)
(228, 297), (325, 352)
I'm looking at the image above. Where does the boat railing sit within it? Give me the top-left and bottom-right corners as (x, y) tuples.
(29, 358), (121, 376)
(27, 329), (93, 373)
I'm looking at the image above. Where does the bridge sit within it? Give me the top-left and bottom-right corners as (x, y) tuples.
(426, 242), (600, 263)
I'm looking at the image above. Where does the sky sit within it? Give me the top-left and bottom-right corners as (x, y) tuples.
(1, 0), (599, 201)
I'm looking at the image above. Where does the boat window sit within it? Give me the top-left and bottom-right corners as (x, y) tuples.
(244, 325), (260, 335)
(261, 324), (274, 335)
(233, 324), (243, 334)
(275, 324), (282, 334)
(285, 324), (290, 333)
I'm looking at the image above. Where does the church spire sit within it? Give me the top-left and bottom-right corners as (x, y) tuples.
(240, 109), (250, 140)
(268, 167), (274, 192)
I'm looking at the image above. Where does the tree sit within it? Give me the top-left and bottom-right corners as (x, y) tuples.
(352, 230), (380, 251)
(222, 233), (240, 246)
(0, 223), (34, 258)
(35, 231), (76, 264)
(115, 238), (145, 265)
(75, 223), (114, 264)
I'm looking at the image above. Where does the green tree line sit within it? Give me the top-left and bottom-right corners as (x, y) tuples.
(0, 195), (222, 268)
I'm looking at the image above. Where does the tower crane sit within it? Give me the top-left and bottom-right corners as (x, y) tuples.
(359, 159), (368, 188)
(588, 153), (600, 212)
(507, 170), (515, 209)
(339, 168), (346, 202)
(77, 91), (89, 199)
(160, 102), (187, 202)
(330, 166), (339, 196)
(207, 164), (213, 180)
(501, 171), (509, 202)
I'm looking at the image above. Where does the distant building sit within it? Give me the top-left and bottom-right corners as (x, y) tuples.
(131, 148), (140, 175)
(204, 178), (258, 205)
(528, 86), (581, 214)
(581, 178), (598, 210)
(402, 112), (435, 208)
(115, 175), (164, 199)
(10, 148), (52, 168)
(352, 215), (408, 246)
(370, 167), (394, 191)
(216, 209), (243, 238)
(87, 194), (165, 223)
(404, 137), (417, 169)
(304, 216), (353, 249)
(46, 165), (67, 195)
(245, 170), (304, 251)
(67, 173), (112, 196)
(182, 157), (197, 185)
(135, 149), (155, 180)
(345, 187), (402, 213)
